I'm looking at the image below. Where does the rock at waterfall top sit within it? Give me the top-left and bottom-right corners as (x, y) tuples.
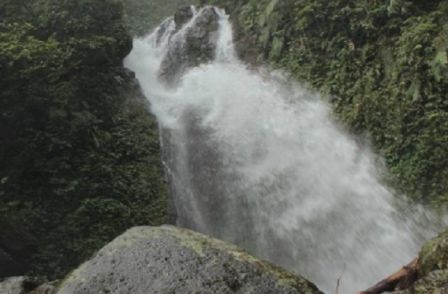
(174, 6), (195, 29)
(158, 7), (220, 85)
(56, 225), (323, 294)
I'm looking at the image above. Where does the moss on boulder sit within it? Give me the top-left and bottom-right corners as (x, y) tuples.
(419, 228), (448, 276)
(393, 270), (448, 293)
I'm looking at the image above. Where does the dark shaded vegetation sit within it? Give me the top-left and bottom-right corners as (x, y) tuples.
(0, 0), (167, 279)
(209, 0), (448, 206)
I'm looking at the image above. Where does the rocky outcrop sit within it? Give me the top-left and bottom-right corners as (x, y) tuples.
(56, 226), (323, 294)
(392, 270), (448, 294)
(419, 228), (448, 276)
(159, 6), (220, 85)
(174, 6), (195, 29)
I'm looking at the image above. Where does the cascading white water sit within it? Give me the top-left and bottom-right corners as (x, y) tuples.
(125, 6), (439, 293)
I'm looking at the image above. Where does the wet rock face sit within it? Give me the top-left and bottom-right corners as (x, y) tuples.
(174, 6), (194, 29)
(159, 7), (220, 85)
(155, 17), (175, 46)
(56, 226), (323, 294)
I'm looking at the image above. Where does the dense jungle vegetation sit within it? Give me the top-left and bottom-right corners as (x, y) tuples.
(0, 0), (171, 280)
(209, 0), (448, 206)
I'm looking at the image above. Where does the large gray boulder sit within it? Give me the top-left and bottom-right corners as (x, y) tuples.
(57, 226), (323, 294)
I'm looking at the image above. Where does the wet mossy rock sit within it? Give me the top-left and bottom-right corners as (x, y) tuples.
(389, 228), (448, 293)
(419, 228), (448, 276)
(175, 5), (195, 28)
(207, 0), (448, 206)
(57, 226), (323, 294)
(392, 270), (448, 293)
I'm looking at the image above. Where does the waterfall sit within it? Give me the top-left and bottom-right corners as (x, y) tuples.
(125, 6), (438, 293)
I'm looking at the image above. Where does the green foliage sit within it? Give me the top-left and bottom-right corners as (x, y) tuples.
(210, 0), (448, 205)
(0, 0), (167, 279)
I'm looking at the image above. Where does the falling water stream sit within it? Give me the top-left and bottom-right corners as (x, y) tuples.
(125, 6), (437, 293)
